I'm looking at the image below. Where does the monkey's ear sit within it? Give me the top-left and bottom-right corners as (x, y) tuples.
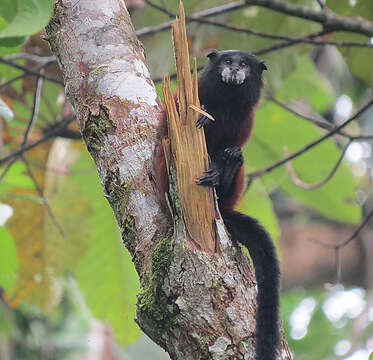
(260, 61), (268, 71)
(207, 49), (218, 61)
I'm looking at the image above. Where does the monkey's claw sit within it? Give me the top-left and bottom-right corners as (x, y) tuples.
(197, 168), (220, 187)
(223, 146), (243, 164)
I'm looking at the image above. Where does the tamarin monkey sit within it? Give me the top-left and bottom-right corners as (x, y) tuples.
(154, 50), (280, 360)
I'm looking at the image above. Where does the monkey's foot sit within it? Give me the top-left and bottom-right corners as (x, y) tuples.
(197, 167), (220, 187)
(223, 146), (243, 164)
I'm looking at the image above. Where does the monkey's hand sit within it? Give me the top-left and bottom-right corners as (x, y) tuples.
(196, 105), (214, 128)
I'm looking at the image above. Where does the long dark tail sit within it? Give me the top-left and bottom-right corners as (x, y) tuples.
(221, 210), (280, 360)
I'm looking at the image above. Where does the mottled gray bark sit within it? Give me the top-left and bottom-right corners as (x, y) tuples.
(46, 1), (291, 359)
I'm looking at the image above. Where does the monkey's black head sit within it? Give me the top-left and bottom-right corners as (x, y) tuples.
(206, 49), (267, 86)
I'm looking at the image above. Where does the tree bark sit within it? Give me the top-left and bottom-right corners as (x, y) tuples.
(45, 1), (291, 359)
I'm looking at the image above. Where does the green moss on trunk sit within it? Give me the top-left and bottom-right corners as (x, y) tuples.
(137, 234), (177, 336)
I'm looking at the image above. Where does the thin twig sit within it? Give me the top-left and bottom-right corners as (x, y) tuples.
(0, 58), (63, 86)
(308, 208), (373, 250)
(0, 76), (45, 184)
(0, 159), (17, 182)
(253, 30), (330, 56)
(307, 207), (373, 282)
(0, 60), (54, 91)
(22, 75), (44, 147)
(268, 95), (373, 140)
(316, 0), (326, 10)
(247, 98), (373, 179)
(0, 73), (31, 90)
(21, 155), (68, 240)
(4, 53), (56, 64)
(335, 247), (342, 283)
(283, 140), (351, 190)
(336, 208), (373, 248)
(0, 116), (75, 166)
(136, 0), (248, 37)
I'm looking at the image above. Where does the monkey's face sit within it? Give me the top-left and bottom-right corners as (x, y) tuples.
(207, 50), (267, 86)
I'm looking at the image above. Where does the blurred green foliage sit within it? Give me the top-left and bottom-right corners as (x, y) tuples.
(0, 0), (372, 359)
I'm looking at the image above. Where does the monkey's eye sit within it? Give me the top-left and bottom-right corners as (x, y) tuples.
(224, 58), (232, 65)
(240, 61), (248, 67)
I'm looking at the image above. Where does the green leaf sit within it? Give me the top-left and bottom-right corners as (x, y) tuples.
(0, 162), (34, 195)
(72, 152), (141, 347)
(325, 0), (373, 84)
(0, 97), (13, 120)
(0, 36), (27, 47)
(369, 352), (373, 360)
(0, 0), (53, 39)
(0, 227), (18, 294)
(276, 56), (334, 112)
(0, 0), (18, 23)
(335, 33), (373, 85)
(245, 101), (361, 224)
(326, 0), (373, 21)
(227, 1), (319, 89)
(243, 55), (360, 224)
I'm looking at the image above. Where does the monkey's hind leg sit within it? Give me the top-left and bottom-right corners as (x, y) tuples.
(217, 146), (243, 199)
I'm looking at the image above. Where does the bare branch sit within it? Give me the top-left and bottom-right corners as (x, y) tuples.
(253, 30), (330, 55)
(308, 208), (373, 250)
(247, 97), (373, 179)
(336, 209), (373, 249)
(316, 0), (326, 10)
(0, 58), (63, 86)
(0, 59), (58, 91)
(335, 247), (342, 283)
(22, 75), (44, 147)
(0, 159), (17, 182)
(4, 54), (56, 64)
(0, 75), (45, 186)
(268, 95), (373, 140)
(0, 116), (75, 166)
(138, 0), (373, 39)
(136, 0), (247, 37)
(283, 140), (351, 190)
(21, 155), (68, 240)
(307, 208), (373, 281)
(146, 0), (372, 48)
(246, 0), (373, 37)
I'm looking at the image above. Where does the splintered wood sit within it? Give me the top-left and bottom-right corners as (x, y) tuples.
(162, 1), (216, 252)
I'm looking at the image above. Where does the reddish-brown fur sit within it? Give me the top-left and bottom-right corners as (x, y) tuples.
(153, 104), (254, 214)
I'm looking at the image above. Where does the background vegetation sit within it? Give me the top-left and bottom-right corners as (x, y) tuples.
(0, 0), (373, 359)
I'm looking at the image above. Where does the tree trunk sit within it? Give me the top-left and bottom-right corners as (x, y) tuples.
(45, 1), (291, 359)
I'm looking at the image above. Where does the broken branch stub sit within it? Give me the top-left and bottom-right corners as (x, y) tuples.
(162, 2), (216, 252)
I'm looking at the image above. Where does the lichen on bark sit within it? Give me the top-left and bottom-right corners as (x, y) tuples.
(83, 105), (115, 153)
